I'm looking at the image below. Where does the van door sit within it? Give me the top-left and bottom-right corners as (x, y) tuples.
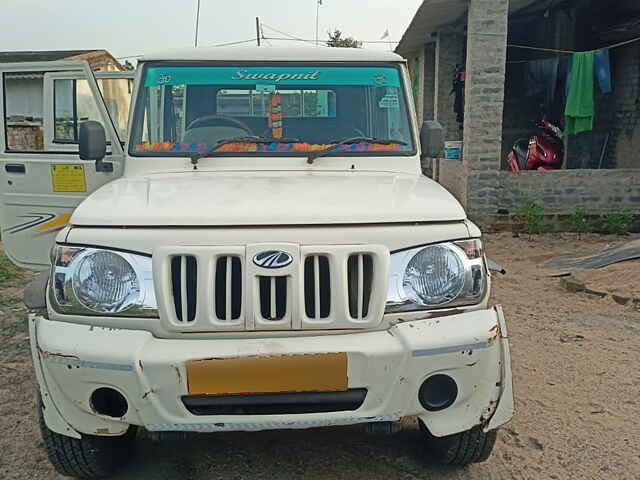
(42, 71), (134, 151)
(0, 61), (126, 269)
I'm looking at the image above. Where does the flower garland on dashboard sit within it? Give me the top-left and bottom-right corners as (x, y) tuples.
(135, 141), (403, 153)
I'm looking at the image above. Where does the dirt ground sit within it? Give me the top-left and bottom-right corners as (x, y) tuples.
(1, 233), (640, 480)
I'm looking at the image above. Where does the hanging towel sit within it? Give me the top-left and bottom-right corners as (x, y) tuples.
(594, 48), (612, 93)
(565, 51), (595, 135)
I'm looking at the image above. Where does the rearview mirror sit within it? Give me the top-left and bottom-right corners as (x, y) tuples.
(420, 120), (445, 158)
(79, 121), (112, 173)
(79, 121), (106, 161)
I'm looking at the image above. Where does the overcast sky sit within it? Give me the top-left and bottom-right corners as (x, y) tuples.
(1, 0), (422, 61)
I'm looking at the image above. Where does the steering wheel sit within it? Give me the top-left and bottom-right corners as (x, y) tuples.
(186, 115), (253, 135)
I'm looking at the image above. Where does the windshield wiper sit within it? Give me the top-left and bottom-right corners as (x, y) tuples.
(306, 137), (408, 164)
(189, 136), (301, 169)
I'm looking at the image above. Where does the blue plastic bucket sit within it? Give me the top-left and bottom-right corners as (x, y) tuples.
(444, 141), (462, 160)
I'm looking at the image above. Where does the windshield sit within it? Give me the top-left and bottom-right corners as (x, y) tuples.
(130, 64), (415, 156)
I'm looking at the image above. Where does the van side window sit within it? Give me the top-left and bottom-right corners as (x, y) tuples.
(53, 78), (132, 144)
(3, 72), (46, 151)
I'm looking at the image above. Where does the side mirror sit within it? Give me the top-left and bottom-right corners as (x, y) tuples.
(79, 121), (112, 172)
(420, 120), (445, 158)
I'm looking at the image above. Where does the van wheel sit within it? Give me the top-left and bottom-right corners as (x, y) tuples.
(38, 401), (136, 478)
(419, 421), (497, 465)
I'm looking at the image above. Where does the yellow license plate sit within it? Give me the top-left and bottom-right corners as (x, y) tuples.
(186, 353), (348, 396)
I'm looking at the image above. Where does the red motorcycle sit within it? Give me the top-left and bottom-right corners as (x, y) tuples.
(507, 119), (564, 172)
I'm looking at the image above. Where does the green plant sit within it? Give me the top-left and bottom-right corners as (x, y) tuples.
(569, 207), (591, 238)
(513, 202), (546, 236)
(603, 210), (633, 235)
(0, 254), (21, 286)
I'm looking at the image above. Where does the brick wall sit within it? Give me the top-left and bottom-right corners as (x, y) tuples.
(607, 42), (640, 169)
(423, 43), (436, 122)
(424, 0), (640, 222)
(461, 0), (509, 217)
(435, 159), (467, 205)
(435, 33), (465, 142)
(497, 169), (640, 215)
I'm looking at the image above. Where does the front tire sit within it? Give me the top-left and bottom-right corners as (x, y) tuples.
(38, 402), (136, 478)
(419, 421), (498, 465)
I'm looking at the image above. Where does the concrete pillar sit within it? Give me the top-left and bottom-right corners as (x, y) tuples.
(435, 32), (465, 141)
(461, 0), (509, 215)
(423, 43), (436, 122)
(416, 49), (426, 123)
(407, 51), (425, 124)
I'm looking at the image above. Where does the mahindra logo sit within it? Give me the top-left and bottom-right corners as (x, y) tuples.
(253, 250), (293, 269)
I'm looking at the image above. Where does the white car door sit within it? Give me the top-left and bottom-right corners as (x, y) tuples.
(42, 70), (134, 151)
(0, 61), (126, 269)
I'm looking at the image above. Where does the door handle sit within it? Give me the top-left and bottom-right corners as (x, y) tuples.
(5, 164), (26, 174)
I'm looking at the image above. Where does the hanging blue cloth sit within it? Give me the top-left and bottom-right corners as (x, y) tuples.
(525, 58), (559, 109)
(594, 48), (612, 94)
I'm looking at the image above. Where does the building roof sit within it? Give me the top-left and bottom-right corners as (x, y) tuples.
(140, 46), (405, 63)
(0, 49), (123, 70)
(396, 0), (540, 55)
(0, 50), (98, 63)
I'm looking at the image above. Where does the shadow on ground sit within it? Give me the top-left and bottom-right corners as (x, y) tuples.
(112, 426), (492, 480)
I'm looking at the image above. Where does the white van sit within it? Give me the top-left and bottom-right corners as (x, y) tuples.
(0, 47), (513, 478)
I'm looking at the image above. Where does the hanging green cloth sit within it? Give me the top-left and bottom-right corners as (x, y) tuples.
(565, 51), (595, 135)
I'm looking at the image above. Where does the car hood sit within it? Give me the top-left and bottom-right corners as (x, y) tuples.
(71, 171), (466, 227)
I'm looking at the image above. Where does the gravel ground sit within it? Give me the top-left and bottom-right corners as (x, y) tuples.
(1, 233), (639, 480)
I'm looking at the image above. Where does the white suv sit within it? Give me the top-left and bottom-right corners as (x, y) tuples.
(0, 47), (513, 478)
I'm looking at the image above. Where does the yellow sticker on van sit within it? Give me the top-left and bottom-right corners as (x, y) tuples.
(51, 164), (86, 193)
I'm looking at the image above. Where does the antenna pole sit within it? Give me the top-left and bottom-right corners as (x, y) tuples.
(194, 0), (201, 47)
(256, 17), (261, 46)
(315, 1), (320, 45)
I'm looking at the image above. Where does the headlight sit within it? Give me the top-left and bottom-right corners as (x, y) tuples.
(50, 245), (158, 317)
(386, 239), (486, 312)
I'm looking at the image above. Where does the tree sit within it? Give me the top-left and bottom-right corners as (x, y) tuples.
(326, 29), (362, 48)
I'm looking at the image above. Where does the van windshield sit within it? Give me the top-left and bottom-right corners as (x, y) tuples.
(130, 64), (415, 156)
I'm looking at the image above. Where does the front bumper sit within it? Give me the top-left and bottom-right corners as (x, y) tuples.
(30, 306), (514, 439)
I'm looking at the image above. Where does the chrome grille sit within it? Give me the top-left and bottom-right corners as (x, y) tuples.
(154, 244), (389, 332)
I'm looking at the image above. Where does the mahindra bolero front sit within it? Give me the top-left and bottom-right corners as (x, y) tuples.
(27, 47), (514, 478)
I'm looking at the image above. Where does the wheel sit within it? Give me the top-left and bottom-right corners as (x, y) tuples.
(38, 401), (136, 478)
(419, 421), (498, 465)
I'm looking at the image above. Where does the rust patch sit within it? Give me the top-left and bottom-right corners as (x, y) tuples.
(95, 428), (110, 434)
(138, 360), (144, 372)
(142, 389), (154, 400)
(39, 349), (80, 361)
(174, 365), (182, 385)
(488, 325), (501, 343)
(480, 400), (499, 423)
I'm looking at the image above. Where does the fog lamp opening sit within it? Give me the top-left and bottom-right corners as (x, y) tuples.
(90, 387), (129, 418)
(419, 374), (458, 412)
